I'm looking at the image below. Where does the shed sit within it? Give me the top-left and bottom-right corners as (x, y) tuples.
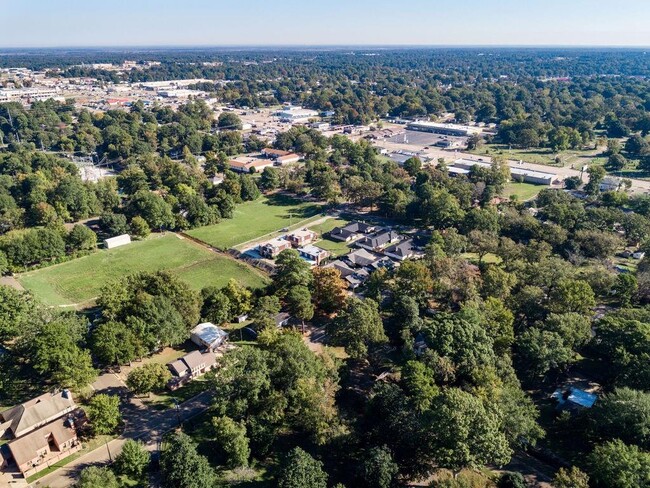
(104, 234), (131, 250)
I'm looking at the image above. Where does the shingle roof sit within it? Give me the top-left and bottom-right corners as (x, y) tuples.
(0, 391), (75, 439)
(8, 417), (76, 467)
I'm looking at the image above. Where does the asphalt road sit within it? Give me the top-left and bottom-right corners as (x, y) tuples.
(31, 375), (214, 488)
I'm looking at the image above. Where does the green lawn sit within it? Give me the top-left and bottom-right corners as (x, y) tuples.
(187, 194), (323, 250)
(470, 144), (603, 168)
(309, 217), (353, 257)
(505, 182), (545, 201)
(18, 234), (268, 307)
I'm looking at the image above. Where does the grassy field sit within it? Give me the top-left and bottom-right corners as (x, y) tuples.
(18, 234), (268, 307)
(187, 194), (324, 250)
(470, 144), (605, 169)
(504, 182), (546, 201)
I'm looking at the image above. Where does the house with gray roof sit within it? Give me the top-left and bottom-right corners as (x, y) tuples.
(167, 350), (218, 390)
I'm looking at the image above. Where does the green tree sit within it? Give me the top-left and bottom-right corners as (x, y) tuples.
(76, 466), (119, 488)
(200, 287), (232, 324)
(160, 431), (217, 488)
(114, 439), (151, 481)
(516, 328), (574, 379)
(126, 363), (171, 397)
(259, 167), (280, 191)
(0, 286), (39, 343)
(553, 467), (590, 488)
(286, 285), (314, 331)
(91, 320), (143, 366)
(212, 415), (250, 468)
(588, 440), (650, 488)
(590, 388), (650, 449)
(217, 112), (243, 130)
(274, 249), (313, 294)
(66, 224), (97, 252)
(127, 190), (175, 231)
(548, 279), (596, 315)
(585, 165), (606, 195)
(278, 447), (328, 488)
(222, 279), (252, 318)
(87, 393), (121, 435)
(401, 360), (439, 412)
(358, 446), (398, 488)
(129, 215), (150, 239)
(329, 298), (387, 359)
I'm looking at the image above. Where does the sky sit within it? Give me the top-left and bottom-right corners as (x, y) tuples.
(1, 0), (650, 48)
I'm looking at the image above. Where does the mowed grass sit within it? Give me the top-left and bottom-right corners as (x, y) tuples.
(505, 182), (545, 201)
(187, 194), (323, 250)
(309, 217), (354, 257)
(18, 234), (268, 307)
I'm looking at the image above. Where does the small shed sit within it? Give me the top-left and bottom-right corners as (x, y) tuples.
(104, 234), (131, 250)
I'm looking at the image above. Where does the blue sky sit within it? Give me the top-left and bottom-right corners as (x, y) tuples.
(1, 0), (649, 48)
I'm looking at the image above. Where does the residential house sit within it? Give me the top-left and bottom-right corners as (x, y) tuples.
(6, 417), (80, 476)
(190, 322), (229, 351)
(345, 248), (381, 268)
(167, 350), (218, 390)
(259, 237), (292, 259)
(356, 230), (401, 252)
(287, 229), (317, 247)
(324, 260), (356, 278)
(551, 387), (598, 412)
(0, 391), (76, 440)
(328, 222), (377, 242)
(324, 259), (368, 290)
(383, 239), (420, 261)
(298, 245), (330, 266)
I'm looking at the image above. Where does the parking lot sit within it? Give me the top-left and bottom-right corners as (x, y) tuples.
(386, 130), (467, 148)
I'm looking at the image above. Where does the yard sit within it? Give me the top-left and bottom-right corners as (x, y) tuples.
(504, 182), (546, 201)
(187, 194), (324, 250)
(309, 217), (354, 257)
(17, 234), (268, 307)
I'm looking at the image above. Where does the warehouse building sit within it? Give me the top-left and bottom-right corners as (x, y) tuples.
(406, 121), (482, 137)
(452, 158), (558, 186)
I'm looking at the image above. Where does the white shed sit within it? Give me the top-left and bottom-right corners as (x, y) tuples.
(104, 234), (132, 250)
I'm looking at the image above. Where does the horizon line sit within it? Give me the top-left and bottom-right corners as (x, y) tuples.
(1, 43), (650, 51)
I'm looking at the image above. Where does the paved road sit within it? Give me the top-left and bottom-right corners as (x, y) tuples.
(31, 376), (214, 488)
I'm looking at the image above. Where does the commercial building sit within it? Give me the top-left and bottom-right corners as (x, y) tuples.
(452, 158), (558, 186)
(406, 121), (481, 137)
(276, 106), (319, 122)
(228, 157), (275, 174)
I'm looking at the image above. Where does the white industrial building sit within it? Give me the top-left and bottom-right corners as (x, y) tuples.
(406, 121), (482, 137)
(276, 106), (319, 122)
(452, 158), (558, 185)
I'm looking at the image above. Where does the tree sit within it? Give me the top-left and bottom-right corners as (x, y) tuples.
(114, 439), (151, 481)
(222, 279), (252, 318)
(201, 287), (232, 324)
(588, 440), (650, 488)
(0, 286), (39, 343)
(127, 190), (175, 231)
(403, 157), (422, 176)
(606, 153), (627, 171)
(76, 466), (119, 488)
(553, 467), (590, 488)
(259, 167), (280, 191)
(160, 431), (217, 488)
(25, 315), (96, 388)
(613, 274), (637, 306)
(91, 320), (143, 366)
(278, 447), (328, 488)
(212, 415), (250, 468)
(585, 165), (606, 195)
(432, 388), (512, 473)
(99, 212), (129, 236)
(217, 112), (243, 130)
(66, 224), (97, 252)
(328, 298), (387, 359)
(286, 285), (314, 331)
(497, 472), (526, 488)
(127, 363), (171, 397)
(393, 260), (433, 307)
(312, 267), (347, 314)
(401, 361), (439, 412)
(274, 249), (313, 294)
(358, 446), (398, 488)
(129, 215), (150, 239)
(516, 328), (574, 379)
(590, 388), (650, 449)
(87, 393), (121, 435)
(548, 279), (596, 315)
